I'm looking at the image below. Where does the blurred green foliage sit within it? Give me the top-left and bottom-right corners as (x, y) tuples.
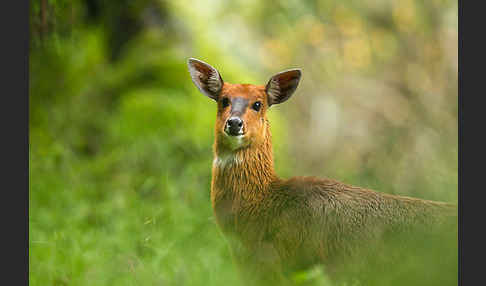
(30, 0), (457, 285)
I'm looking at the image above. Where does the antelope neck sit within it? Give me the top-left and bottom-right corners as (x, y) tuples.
(213, 132), (277, 199)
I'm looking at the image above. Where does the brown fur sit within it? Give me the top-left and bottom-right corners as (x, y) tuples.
(207, 82), (457, 284)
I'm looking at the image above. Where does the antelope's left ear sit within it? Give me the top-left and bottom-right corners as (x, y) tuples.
(265, 69), (302, 106)
(187, 58), (223, 101)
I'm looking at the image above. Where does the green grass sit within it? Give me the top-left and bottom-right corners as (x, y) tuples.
(30, 93), (242, 285)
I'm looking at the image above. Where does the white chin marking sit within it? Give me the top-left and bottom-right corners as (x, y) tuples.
(225, 134), (247, 151)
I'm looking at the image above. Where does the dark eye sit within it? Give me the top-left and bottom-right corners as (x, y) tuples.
(252, 101), (262, 112)
(221, 97), (230, 108)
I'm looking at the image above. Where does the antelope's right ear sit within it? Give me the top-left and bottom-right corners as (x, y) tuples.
(187, 58), (223, 101)
(265, 69), (302, 106)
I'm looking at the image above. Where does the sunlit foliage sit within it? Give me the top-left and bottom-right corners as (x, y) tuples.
(30, 1), (457, 285)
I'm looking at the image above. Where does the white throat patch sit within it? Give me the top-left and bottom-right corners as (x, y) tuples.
(213, 153), (242, 169)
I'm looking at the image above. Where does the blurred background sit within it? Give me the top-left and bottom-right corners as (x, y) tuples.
(29, 0), (458, 285)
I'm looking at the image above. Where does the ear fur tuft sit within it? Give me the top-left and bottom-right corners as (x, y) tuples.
(187, 58), (223, 100)
(265, 69), (302, 106)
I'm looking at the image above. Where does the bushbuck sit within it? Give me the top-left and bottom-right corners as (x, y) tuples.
(187, 58), (457, 285)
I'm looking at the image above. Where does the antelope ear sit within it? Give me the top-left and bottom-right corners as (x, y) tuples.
(187, 58), (223, 101)
(265, 69), (302, 106)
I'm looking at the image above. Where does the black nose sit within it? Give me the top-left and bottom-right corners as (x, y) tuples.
(225, 117), (244, 136)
